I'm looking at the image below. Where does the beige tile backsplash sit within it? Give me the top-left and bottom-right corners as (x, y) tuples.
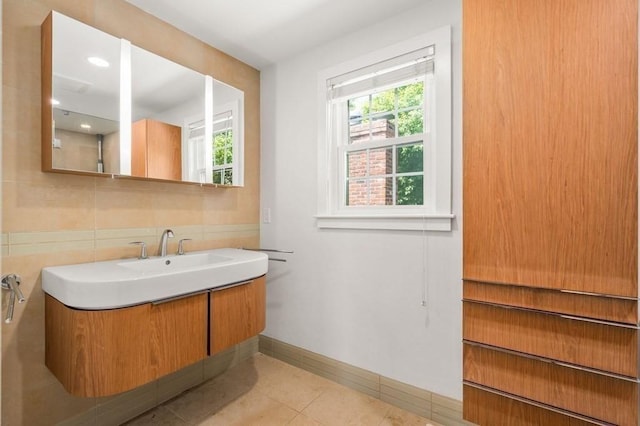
(2, 0), (261, 423)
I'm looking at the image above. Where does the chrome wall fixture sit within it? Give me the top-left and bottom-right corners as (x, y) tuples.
(242, 248), (294, 262)
(2, 274), (26, 323)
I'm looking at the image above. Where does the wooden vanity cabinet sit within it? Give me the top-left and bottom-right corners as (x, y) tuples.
(45, 292), (208, 397)
(132, 118), (182, 180)
(45, 276), (267, 397)
(210, 276), (266, 354)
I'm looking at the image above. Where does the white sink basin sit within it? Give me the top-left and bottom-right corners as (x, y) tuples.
(42, 248), (268, 309)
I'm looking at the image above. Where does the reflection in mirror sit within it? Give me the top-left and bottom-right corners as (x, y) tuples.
(52, 110), (119, 173)
(51, 12), (121, 174)
(182, 80), (245, 186)
(212, 81), (244, 186)
(130, 45), (205, 181)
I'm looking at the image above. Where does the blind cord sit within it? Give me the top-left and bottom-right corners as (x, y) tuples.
(421, 215), (428, 308)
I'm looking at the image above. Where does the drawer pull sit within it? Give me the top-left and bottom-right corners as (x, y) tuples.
(463, 381), (615, 426)
(151, 279), (258, 305)
(210, 280), (254, 292)
(464, 299), (639, 329)
(463, 340), (640, 383)
(463, 278), (638, 301)
(151, 289), (209, 305)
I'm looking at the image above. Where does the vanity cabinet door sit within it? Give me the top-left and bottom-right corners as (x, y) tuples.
(45, 295), (154, 397)
(150, 292), (208, 378)
(210, 276), (266, 354)
(45, 292), (207, 397)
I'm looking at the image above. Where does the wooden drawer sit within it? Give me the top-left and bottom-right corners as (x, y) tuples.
(464, 280), (638, 324)
(463, 301), (638, 377)
(463, 344), (638, 426)
(463, 384), (597, 426)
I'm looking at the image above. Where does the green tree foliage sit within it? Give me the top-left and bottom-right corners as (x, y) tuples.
(213, 131), (233, 185)
(358, 82), (424, 205)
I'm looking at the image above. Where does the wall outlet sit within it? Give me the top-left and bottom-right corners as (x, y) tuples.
(262, 208), (271, 224)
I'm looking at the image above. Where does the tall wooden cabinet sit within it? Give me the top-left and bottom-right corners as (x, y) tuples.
(462, 0), (638, 424)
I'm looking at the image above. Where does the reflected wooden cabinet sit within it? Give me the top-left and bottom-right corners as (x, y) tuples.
(132, 118), (182, 180)
(210, 276), (266, 354)
(462, 0), (638, 424)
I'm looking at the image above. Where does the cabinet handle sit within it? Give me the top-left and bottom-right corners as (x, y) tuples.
(462, 381), (611, 426)
(463, 299), (639, 330)
(210, 280), (254, 292)
(463, 340), (640, 383)
(151, 279), (259, 305)
(151, 289), (210, 305)
(464, 278), (637, 301)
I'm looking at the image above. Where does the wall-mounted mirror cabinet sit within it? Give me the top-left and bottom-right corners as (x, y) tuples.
(41, 11), (245, 187)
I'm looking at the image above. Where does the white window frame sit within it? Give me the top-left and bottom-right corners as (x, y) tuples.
(182, 98), (244, 186)
(212, 100), (242, 186)
(316, 26), (453, 231)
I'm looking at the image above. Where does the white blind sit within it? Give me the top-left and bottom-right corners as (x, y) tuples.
(328, 45), (435, 101)
(213, 110), (233, 133)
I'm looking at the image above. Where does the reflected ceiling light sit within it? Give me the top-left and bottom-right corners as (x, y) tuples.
(87, 56), (109, 67)
(80, 123), (91, 129)
(51, 98), (60, 105)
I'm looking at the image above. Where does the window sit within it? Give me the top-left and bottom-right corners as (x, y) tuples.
(183, 98), (243, 186)
(316, 27), (453, 231)
(212, 110), (234, 185)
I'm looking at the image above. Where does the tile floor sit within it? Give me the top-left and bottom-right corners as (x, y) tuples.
(125, 353), (442, 426)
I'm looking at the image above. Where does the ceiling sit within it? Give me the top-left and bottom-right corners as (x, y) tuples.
(123, 0), (427, 70)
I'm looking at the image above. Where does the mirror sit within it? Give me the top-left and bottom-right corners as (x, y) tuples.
(52, 110), (120, 173)
(130, 44), (206, 181)
(49, 12), (121, 174)
(210, 81), (244, 186)
(42, 11), (245, 186)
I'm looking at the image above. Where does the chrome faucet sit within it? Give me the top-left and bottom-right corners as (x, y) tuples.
(158, 229), (174, 257)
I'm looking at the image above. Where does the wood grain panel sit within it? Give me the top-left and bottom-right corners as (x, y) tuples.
(150, 293), (208, 377)
(131, 119), (148, 177)
(131, 119), (182, 180)
(41, 13), (53, 172)
(464, 301), (638, 377)
(463, 344), (638, 426)
(464, 280), (638, 324)
(210, 276), (266, 354)
(45, 294), (153, 397)
(463, 385), (597, 426)
(463, 0), (638, 296)
(45, 293), (208, 397)
(146, 119), (182, 181)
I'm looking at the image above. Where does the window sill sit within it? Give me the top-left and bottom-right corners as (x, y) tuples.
(315, 213), (454, 231)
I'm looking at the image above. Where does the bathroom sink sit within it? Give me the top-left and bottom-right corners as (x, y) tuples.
(118, 252), (232, 273)
(42, 248), (268, 309)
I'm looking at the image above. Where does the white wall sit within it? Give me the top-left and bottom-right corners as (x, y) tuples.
(260, 0), (462, 400)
